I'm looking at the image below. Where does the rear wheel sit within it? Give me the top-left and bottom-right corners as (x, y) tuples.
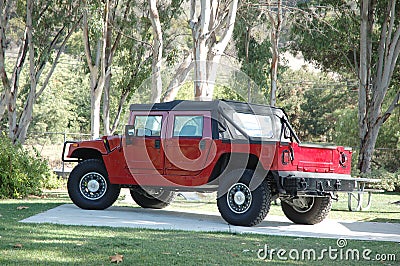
(217, 169), (271, 226)
(281, 196), (332, 224)
(130, 187), (175, 209)
(67, 159), (120, 210)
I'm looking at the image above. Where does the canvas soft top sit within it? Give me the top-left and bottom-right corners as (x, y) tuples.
(129, 100), (286, 118)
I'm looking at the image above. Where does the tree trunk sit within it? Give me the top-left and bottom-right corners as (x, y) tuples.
(102, 0), (113, 136)
(91, 81), (102, 139)
(245, 26), (251, 102)
(357, 0), (400, 173)
(109, 90), (128, 134)
(0, 1), (26, 122)
(190, 0), (238, 101)
(83, 0), (102, 139)
(101, 0), (130, 135)
(11, 0), (35, 144)
(191, 0), (210, 101)
(269, 37), (278, 106)
(267, 0), (283, 107)
(0, 0), (11, 121)
(149, 0), (163, 103)
(1, 1), (79, 143)
(162, 51), (193, 102)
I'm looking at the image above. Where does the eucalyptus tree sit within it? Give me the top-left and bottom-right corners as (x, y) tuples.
(233, 0), (270, 102)
(0, 0), (81, 143)
(358, 0), (400, 173)
(289, 0), (400, 173)
(189, 0), (239, 101)
(81, 0), (132, 138)
(149, 0), (163, 103)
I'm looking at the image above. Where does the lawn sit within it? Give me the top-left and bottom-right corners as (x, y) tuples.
(162, 191), (400, 223)
(0, 192), (399, 265)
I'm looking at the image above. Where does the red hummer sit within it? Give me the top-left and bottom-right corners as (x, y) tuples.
(63, 100), (372, 226)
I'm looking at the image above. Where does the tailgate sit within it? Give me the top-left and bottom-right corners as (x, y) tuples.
(292, 143), (352, 175)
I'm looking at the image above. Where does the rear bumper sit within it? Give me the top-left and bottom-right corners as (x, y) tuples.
(278, 171), (380, 196)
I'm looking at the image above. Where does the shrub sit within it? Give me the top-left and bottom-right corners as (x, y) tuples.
(0, 134), (55, 199)
(363, 168), (400, 192)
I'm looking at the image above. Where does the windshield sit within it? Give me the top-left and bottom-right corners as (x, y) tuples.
(232, 113), (275, 139)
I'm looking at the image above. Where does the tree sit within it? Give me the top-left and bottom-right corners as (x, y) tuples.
(289, 0), (400, 173)
(81, 0), (102, 138)
(358, 0), (400, 173)
(233, 0), (270, 102)
(0, 0), (81, 143)
(149, 0), (163, 103)
(30, 55), (91, 134)
(265, 0), (288, 106)
(189, 0), (239, 101)
(161, 50), (193, 102)
(82, 0), (131, 137)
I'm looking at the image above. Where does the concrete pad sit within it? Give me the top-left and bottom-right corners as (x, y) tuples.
(20, 204), (400, 242)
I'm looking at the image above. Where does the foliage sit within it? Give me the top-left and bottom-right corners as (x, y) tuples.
(277, 68), (355, 142)
(0, 134), (54, 199)
(288, 0), (360, 76)
(233, 1), (271, 95)
(362, 168), (400, 192)
(0, 0), (82, 143)
(30, 55), (90, 134)
(288, 0), (400, 173)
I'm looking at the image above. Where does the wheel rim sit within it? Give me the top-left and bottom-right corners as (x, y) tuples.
(291, 197), (315, 213)
(227, 183), (252, 214)
(79, 172), (107, 200)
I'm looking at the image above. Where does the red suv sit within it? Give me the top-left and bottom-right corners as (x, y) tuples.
(63, 100), (373, 226)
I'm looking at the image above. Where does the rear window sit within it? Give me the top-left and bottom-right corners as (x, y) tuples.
(233, 113), (274, 138)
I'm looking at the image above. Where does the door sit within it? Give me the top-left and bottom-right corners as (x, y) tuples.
(124, 112), (167, 174)
(164, 111), (214, 176)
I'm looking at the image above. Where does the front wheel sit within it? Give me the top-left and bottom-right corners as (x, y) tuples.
(130, 187), (175, 209)
(217, 169), (271, 227)
(281, 196), (332, 225)
(67, 159), (120, 210)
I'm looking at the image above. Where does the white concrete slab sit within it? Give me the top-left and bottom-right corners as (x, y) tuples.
(20, 204), (400, 242)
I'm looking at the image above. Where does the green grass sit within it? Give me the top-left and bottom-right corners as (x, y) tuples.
(0, 193), (399, 265)
(161, 191), (400, 223)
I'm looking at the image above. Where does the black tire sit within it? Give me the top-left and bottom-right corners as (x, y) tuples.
(130, 187), (175, 209)
(67, 159), (120, 210)
(217, 169), (271, 227)
(281, 196), (332, 225)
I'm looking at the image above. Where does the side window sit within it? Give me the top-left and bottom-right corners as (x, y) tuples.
(131, 115), (162, 137)
(173, 116), (203, 137)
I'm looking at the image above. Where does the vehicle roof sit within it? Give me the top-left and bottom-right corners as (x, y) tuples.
(129, 100), (286, 117)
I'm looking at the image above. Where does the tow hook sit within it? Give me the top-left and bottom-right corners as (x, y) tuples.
(334, 179), (342, 190)
(299, 178), (307, 190)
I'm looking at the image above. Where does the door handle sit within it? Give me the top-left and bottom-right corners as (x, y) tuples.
(199, 139), (206, 150)
(154, 139), (160, 149)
